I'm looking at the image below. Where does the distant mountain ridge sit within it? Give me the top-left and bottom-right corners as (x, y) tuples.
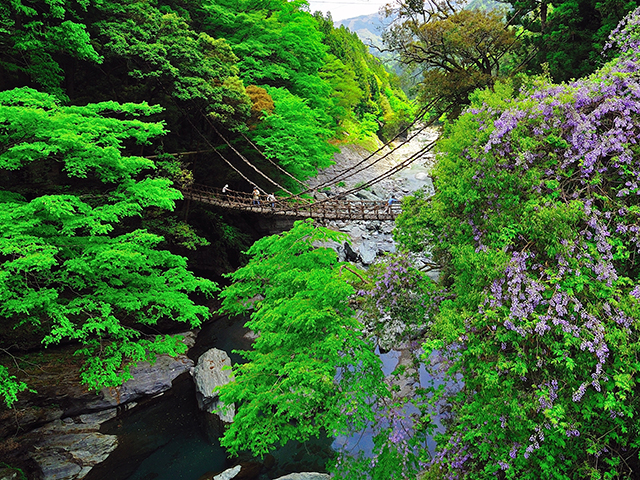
(336, 12), (389, 50)
(335, 0), (504, 46)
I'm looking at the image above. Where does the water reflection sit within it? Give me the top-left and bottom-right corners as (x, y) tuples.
(332, 346), (446, 460)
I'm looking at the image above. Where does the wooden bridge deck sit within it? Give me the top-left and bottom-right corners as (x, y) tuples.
(182, 185), (401, 221)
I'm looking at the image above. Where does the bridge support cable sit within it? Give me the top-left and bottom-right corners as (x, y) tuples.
(204, 113), (295, 196)
(239, 132), (310, 190)
(348, 140), (437, 193)
(166, 98), (300, 198)
(347, 140), (438, 193)
(166, 98), (283, 196)
(144, 149), (214, 159)
(293, 100), (448, 199)
(277, 139), (438, 215)
(184, 114), (269, 191)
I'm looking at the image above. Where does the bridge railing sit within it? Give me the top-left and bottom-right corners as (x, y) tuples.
(182, 185), (311, 211)
(181, 184), (402, 219)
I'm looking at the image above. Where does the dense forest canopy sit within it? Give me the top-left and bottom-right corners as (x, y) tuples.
(4, 0), (640, 479)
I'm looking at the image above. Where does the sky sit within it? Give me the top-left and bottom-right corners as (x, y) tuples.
(306, 0), (389, 21)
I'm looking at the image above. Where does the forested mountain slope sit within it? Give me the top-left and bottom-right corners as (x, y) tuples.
(0, 0), (413, 410)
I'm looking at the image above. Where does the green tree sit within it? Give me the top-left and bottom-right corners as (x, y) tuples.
(382, 0), (519, 114)
(216, 219), (386, 456)
(511, 0), (638, 81)
(314, 12), (416, 140)
(0, 87), (217, 407)
(0, 0), (102, 98)
(249, 86), (338, 180)
(201, 0), (329, 109)
(90, 0), (251, 129)
(319, 55), (364, 125)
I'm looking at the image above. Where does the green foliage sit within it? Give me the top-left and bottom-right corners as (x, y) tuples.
(0, 88), (217, 401)
(143, 214), (210, 250)
(92, 0), (251, 128)
(217, 219), (386, 456)
(511, 0), (638, 81)
(319, 54), (364, 124)
(0, 365), (30, 408)
(201, 0), (329, 109)
(249, 86), (339, 179)
(0, 0), (102, 98)
(315, 12), (416, 140)
(383, 4), (518, 115)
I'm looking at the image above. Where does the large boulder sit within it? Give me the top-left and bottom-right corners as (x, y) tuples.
(29, 410), (118, 480)
(358, 241), (378, 265)
(198, 462), (262, 480)
(354, 189), (381, 201)
(87, 331), (197, 410)
(191, 348), (235, 423)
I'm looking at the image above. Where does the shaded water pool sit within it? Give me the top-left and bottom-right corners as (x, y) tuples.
(85, 318), (444, 479)
(84, 372), (227, 480)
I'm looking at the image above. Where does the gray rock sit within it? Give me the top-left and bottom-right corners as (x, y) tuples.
(192, 348), (235, 422)
(381, 222), (394, 235)
(81, 332), (196, 410)
(354, 190), (380, 201)
(31, 429), (117, 480)
(89, 353), (194, 409)
(213, 465), (241, 480)
(0, 468), (20, 480)
(415, 172), (429, 181)
(179, 330), (199, 349)
(313, 192), (328, 201)
(28, 408), (121, 479)
(369, 187), (384, 198)
(378, 241), (396, 254)
(273, 474), (330, 480)
(33, 454), (82, 480)
(78, 409), (117, 425)
(347, 226), (365, 240)
(0, 406), (64, 439)
(358, 241), (378, 265)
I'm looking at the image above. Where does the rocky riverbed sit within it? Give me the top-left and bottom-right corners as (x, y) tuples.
(308, 126), (438, 267)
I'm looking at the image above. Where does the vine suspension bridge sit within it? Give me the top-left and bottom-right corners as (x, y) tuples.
(179, 104), (440, 221)
(181, 184), (403, 221)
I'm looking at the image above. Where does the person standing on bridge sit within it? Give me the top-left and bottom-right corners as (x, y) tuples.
(252, 186), (261, 205)
(222, 184), (229, 194)
(266, 192), (276, 209)
(385, 195), (399, 213)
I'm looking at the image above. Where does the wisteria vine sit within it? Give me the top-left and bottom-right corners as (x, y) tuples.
(395, 7), (640, 479)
